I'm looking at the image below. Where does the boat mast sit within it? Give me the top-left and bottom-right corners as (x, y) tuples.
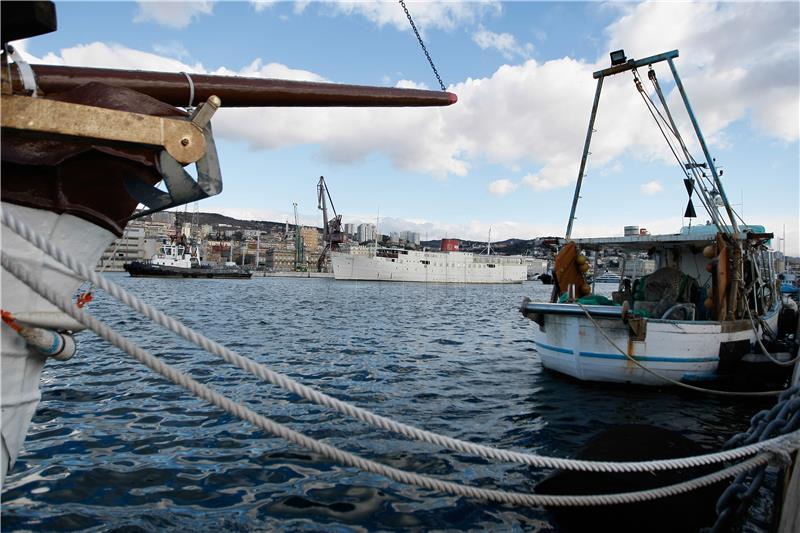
(666, 58), (739, 234)
(566, 77), (604, 240)
(565, 50), (683, 239)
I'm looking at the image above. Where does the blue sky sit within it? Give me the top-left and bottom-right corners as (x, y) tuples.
(18, 1), (799, 253)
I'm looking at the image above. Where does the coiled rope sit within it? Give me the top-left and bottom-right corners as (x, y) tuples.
(2, 207), (798, 475)
(6, 245), (800, 506)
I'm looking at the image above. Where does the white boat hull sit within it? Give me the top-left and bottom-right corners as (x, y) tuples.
(1, 203), (116, 483)
(533, 305), (781, 385)
(332, 250), (527, 284)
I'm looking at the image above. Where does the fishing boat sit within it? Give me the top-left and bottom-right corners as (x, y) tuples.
(520, 49), (795, 386)
(0, 1), (457, 482)
(331, 243), (527, 284)
(124, 239), (252, 279)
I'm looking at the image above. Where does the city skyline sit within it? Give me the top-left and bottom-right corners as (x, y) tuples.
(17, 1), (799, 253)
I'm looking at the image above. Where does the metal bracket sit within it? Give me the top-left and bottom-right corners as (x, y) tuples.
(126, 118), (222, 219)
(0, 90), (224, 218)
(0, 94), (210, 164)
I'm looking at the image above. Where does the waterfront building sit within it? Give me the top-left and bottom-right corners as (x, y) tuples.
(357, 223), (376, 244)
(97, 222), (161, 271)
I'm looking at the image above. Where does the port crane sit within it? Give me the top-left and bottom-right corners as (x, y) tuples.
(293, 202), (306, 272)
(316, 176), (346, 272)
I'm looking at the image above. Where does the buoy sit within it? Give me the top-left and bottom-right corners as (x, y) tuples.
(576, 255), (587, 265)
(581, 283), (592, 295)
(579, 263), (590, 273)
(702, 245), (716, 259)
(705, 262), (714, 273)
(704, 297), (714, 310)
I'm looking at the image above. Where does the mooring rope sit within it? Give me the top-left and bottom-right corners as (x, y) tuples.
(575, 303), (785, 397)
(1, 208), (798, 475)
(5, 248), (800, 507)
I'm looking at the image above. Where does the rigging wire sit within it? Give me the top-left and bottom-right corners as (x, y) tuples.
(399, 0), (447, 91)
(645, 70), (724, 209)
(632, 69), (726, 232)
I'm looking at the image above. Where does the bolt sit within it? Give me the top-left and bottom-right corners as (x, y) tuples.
(181, 137), (190, 147)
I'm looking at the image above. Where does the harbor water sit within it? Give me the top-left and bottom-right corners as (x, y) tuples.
(2, 276), (770, 531)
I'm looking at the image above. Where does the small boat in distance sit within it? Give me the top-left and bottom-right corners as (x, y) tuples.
(592, 271), (621, 284)
(124, 239), (252, 279)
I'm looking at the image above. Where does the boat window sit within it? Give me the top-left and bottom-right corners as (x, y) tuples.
(421, 260), (430, 265)
(487, 264), (496, 268)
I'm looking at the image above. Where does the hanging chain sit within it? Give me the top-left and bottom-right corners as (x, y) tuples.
(398, 0), (447, 91)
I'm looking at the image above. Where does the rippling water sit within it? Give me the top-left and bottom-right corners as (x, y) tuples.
(2, 275), (769, 531)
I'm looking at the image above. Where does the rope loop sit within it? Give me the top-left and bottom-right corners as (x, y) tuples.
(180, 71), (196, 110)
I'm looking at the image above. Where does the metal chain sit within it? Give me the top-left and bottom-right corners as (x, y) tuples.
(399, 0), (447, 91)
(709, 384), (800, 532)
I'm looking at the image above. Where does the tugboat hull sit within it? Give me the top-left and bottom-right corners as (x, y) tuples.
(124, 261), (252, 279)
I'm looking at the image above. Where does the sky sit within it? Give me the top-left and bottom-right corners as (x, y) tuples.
(16, 1), (800, 254)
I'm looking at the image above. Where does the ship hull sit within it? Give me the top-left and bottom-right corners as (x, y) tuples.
(332, 250), (527, 284)
(1, 203), (117, 483)
(124, 261), (252, 279)
(532, 303), (781, 385)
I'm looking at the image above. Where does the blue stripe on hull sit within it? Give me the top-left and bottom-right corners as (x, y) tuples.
(533, 341), (573, 354)
(578, 352), (718, 363)
(534, 341), (718, 363)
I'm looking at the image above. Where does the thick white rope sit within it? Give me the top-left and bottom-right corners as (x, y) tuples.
(1, 208), (797, 473)
(5, 250), (800, 507)
(576, 303), (785, 397)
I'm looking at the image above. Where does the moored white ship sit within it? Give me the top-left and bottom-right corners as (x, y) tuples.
(332, 244), (527, 284)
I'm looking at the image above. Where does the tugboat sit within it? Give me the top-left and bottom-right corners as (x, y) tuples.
(124, 238), (252, 279)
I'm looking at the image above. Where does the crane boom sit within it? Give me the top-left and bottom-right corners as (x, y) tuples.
(316, 176), (345, 271)
(293, 202), (306, 271)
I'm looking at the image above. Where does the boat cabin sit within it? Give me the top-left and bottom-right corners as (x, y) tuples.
(560, 226), (778, 323)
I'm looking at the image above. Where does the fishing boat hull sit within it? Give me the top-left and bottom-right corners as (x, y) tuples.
(530, 303), (781, 385)
(124, 261), (252, 279)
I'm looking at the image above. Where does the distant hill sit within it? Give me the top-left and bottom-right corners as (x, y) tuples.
(171, 211), (560, 250)
(174, 211), (318, 233)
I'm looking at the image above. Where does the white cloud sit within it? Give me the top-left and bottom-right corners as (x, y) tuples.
(605, 2), (799, 142)
(152, 40), (190, 60)
(472, 26), (532, 60)
(640, 180), (663, 195)
(134, 1), (214, 29)
(322, 1), (501, 33)
(488, 179), (517, 196)
(33, 2), (798, 192)
(250, 1), (275, 14)
(395, 79), (429, 90)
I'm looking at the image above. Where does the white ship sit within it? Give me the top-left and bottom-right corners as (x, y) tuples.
(331, 244), (527, 284)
